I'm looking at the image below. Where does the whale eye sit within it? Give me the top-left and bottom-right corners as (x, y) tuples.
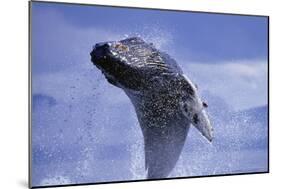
(202, 101), (208, 108)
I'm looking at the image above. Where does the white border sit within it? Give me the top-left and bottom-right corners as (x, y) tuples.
(1, 0), (280, 189)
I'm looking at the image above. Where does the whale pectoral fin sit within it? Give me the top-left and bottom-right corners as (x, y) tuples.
(144, 123), (190, 179)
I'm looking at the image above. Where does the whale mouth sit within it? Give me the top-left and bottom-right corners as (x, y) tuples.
(91, 38), (159, 91)
(90, 40), (143, 90)
(90, 42), (121, 81)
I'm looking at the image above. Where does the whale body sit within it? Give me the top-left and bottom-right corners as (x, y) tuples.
(90, 37), (213, 179)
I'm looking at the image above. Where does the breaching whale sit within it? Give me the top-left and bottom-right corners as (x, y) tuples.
(90, 37), (213, 179)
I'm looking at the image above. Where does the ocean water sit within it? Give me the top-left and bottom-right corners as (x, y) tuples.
(31, 69), (268, 186)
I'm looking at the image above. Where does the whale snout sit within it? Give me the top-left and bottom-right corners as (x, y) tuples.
(94, 42), (109, 49)
(90, 42), (110, 63)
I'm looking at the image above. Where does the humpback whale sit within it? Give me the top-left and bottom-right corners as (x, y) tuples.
(90, 37), (213, 179)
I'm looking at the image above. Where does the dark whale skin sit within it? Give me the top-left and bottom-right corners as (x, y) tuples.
(90, 37), (212, 179)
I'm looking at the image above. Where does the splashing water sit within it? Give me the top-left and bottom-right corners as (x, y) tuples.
(128, 122), (146, 179)
(120, 25), (174, 52)
(32, 25), (268, 186)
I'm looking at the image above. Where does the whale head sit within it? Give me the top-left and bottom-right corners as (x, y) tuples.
(90, 37), (179, 91)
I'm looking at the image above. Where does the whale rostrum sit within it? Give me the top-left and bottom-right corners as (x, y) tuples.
(90, 37), (213, 179)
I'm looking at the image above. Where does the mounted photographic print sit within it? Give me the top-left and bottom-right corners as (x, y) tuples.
(29, 1), (269, 188)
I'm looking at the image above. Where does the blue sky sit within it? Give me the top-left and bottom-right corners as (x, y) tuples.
(31, 2), (268, 187)
(32, 2), (268, 63)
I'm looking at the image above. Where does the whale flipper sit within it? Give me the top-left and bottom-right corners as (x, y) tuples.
(143, 122), (190, 179)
